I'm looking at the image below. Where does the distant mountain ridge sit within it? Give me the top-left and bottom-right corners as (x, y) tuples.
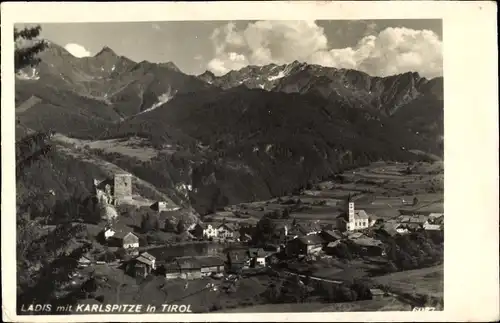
(197, 60), (443, 116)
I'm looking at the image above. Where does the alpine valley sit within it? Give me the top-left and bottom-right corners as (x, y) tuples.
(16, 42), (443, 220)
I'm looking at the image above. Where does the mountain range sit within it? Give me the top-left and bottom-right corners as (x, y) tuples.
(16, 42), (444, 217)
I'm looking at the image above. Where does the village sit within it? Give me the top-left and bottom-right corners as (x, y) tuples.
(70, 161), (444, 312)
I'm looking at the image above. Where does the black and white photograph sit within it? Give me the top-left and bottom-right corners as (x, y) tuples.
(2, 1), (498, 322)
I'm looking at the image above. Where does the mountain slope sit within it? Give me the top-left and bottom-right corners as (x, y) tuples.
(16, 43), (443, 215)
(112, 86), (439, 214)
(16, 42), (215, 120)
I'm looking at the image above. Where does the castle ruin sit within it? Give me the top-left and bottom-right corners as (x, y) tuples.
(93, 173), (133, 209)
(113, 173), (133, 204)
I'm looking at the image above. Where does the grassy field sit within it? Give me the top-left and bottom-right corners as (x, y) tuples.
(370, 265), (444, 299)
(220, 297), (411, 312)
(53, 134), (160, 161)
(215, 161), (443, 226)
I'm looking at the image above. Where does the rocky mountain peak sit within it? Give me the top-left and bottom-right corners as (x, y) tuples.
(94, 46), (118, 58)
(159, 61), (181, 72)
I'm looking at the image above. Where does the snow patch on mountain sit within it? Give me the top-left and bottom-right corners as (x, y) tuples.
(268, 70), (287, 81)
(16, 68), (40, 81)
(141, 86), (177, 114)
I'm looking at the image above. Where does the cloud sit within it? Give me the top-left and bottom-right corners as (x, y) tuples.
(64, 43), (91, 58)
(207, 21), (442, 79)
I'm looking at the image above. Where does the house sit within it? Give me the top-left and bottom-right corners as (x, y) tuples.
(132, 252), (156, 278)
(248, 248), (269, 267)
(336, 202), (370, 232)
(150, 201), (168, 212)
(78, 255), (93, 268)
(370, 288), (388, 300)
(226, 249), (251, 272)
(175, 256), (202, 280)
(217, 223), (238, 240)
(379, 221), (402, 237)
(295, 222), (322, 236)
(112, 231), (139, 249)
(429, 213), (444, 220)
(428, 213), (444, 225)
(324, 240), (342, 254)
(320, 230), (343, 242)
(352, 238), (386, 256)
(101, 220), (139, 249)
(197, 256), (225, 277)
(203, 223), (219, 239)
(286, 234), (325, 257)
(409, 214), (429, 225)
(423, 223), (443, 231)
(102, 225), (116, 240)
(398, 215), (413, 223)
(164, 262), (182, 280)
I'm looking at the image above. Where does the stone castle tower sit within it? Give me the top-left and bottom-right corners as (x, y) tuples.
(113, 173), (132, 204)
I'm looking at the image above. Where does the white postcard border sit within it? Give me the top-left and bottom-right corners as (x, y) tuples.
(2, 1), (498, 322)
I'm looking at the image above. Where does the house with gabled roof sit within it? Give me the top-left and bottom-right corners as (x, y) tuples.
(131, 252), (157, 278)
(286, 234), (326, 257)
(320, 230), (343, 242)
(217, 223), (238, 240)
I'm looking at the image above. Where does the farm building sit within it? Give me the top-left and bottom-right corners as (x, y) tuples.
(129, 252), (156, 278)
(320, 230), (343, 242)
(226, 249), (251, 272)
(163, 256), (225, 280)
(286, 234), (325, 257)
(101, 220), (140, 249)
(352, 237), (386, 256)
(175, 257), (203, 280)
(197, 256), (225, 277)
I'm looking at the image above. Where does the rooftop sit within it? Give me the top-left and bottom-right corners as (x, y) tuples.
(194, 256), (225, 268)
(352, 237), (384, 248)
(136, 255), (155, 266)
(298, 234), (325, 245)
(321, 230), (343, 240)
(219, 222), (238, 231)
(370, 288), (385, 295)
(140, 252), (156, 261)
(248, 248), (267, 257)
(355, 210), (369, 219)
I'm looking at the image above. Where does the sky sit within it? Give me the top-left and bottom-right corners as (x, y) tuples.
(25, 20), (442, 78)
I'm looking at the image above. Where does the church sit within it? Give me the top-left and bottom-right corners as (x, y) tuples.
(336, 197), (372, 232)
